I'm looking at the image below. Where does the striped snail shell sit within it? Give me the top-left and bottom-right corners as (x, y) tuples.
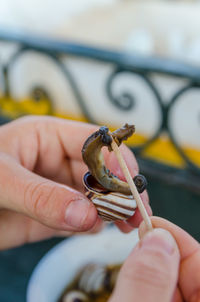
(83, 172), (137, 222)
(78, 263), (107, 294)
(78, 263), (120, 295)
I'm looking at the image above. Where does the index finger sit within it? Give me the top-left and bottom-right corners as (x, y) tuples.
(139, 216), (200, 302)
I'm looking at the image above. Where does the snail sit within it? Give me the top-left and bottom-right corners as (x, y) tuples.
(82, 124), (147, 221)
(59, 264), (121, 302)
(62, 290), (89, 302)
(78, 263), (120, 295)
(78, 263), (107, 294)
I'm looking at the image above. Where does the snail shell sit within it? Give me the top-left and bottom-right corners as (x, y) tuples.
(62, 290), (89, 302)
(83, 172), (137, 221)
(78, 263), (120, 295)
(78, 263), (107, 294)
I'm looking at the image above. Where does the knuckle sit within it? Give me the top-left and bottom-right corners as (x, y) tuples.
(24, 180), (58, 219)
(24, 180), (81, 224)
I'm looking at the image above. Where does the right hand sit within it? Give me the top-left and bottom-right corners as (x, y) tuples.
(110, 217), (200, 302)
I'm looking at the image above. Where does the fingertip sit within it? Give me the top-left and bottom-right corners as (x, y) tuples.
(111, 226), (180, 302)
(104, 144), (138, 180)
(138, 217), (164, 240)
(140, 190), (149, 204)
(81, 201), (99, 231)
(127, 198), (152, 228)
(120, 144), (139, 176)
(89, 217), (105, 233)
(140, 228), (179, 256)
(115, 221), (134, 233)
(140, 216), (200, 260)
(138, 219), (148, 239)
(172, 287), (183, 302)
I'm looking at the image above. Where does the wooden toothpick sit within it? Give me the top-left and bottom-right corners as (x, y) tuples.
(110, 137), (153, 231)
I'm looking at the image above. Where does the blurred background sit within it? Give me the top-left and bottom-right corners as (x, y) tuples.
(0, 0), (200, 301)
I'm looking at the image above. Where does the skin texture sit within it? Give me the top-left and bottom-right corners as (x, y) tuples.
(0, 116), (151, 250)
(110, 217), (200, 302)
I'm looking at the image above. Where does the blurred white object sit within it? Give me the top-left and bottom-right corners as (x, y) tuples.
(27, 227), (138, 302)
(0, 0), (116, 33)
(125, 28), (154, 55)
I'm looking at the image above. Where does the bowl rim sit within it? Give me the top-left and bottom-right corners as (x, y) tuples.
(26, 226), (138, 302)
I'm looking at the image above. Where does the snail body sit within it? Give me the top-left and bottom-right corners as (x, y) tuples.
(82, 124), (136, 195)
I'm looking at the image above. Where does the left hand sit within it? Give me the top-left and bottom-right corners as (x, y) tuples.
(0, 116), (151, 249)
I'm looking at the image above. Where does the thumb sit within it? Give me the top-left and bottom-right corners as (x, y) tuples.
(0, 153), (97, 231)
(109, 228), (180, 302)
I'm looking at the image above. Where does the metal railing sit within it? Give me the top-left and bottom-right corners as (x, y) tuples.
(0, 29), (199, 194)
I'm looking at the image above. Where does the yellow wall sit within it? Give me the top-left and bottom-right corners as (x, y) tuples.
(0, 96), (199, 168)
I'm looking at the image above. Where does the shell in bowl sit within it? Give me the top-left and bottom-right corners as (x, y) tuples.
(78, 263), (120, 295)
(62, 290), (89, 302)
(83, 172), (137, 221)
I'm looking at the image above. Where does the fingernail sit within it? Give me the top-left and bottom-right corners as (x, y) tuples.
(140, 228), (176, 255)
(65, 199), (91, 228)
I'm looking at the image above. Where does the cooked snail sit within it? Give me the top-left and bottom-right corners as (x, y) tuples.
(82, 124), (147, 221)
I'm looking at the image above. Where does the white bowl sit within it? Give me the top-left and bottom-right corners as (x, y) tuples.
(27, 227), (139, 302)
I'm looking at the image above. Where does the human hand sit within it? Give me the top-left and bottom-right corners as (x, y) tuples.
(0, 116), (151, 249)
(110, 217), (200, 302)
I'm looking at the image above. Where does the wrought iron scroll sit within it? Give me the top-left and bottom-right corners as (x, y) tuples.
(105, 67), (165, 154)
(167, 82), (200, 175)
(1, 46), (97, 123)
(0, 29), (200, 194)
